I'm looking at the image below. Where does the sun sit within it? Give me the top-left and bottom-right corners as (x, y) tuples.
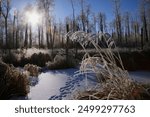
(26, 10), (42, 27)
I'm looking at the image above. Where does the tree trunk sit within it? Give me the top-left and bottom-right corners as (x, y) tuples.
(141, 28), (144, 50)
(51, 26), (56, 56)
(66, 24), (69, 65)
(5, 18), (8, 48)
(46, 31), (50, 49)
(15, 29), (19, 49)
(29, 26), (32, 48)
(38, 26), (41, 48)
(41, 27), (44, 48)
(24, 24), (28, 49)
(143, 15), (148, 42)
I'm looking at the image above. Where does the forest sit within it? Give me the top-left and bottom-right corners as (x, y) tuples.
(0, 0), (149, 50)
(0, 0), (150, 100)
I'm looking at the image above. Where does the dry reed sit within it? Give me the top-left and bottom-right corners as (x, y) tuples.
(66, 31), (150, 100)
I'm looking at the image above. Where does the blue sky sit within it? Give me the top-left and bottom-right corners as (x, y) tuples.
(11, 0), (140, 22)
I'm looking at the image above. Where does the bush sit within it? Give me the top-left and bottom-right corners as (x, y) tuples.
(2, 50), (18, 65)
(24, 64), (41, 77)
(46, 50), (78, 70)
(2, 50), (52, 67)
(0, 61), (29, 100)
(46, 55), (67, 69)
(30, 53), (51, 67)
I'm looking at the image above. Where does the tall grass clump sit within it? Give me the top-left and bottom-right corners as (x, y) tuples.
(0, 61), (29, 100)
(24, 64), (41, 77)
(46, 49), (78, 70)
(66, 31), (150, 100)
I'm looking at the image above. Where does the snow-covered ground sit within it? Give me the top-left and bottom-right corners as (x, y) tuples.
(28, 72), (69, 100)
(130, 71), (150, 83)
(28, 69), (150, 100)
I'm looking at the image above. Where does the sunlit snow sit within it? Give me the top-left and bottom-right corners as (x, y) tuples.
(28, 69), (150, 100)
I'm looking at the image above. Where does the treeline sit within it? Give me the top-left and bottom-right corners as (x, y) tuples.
(0, 0), (150, 50)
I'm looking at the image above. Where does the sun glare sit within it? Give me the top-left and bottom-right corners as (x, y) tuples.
(26, 10), (42, 27)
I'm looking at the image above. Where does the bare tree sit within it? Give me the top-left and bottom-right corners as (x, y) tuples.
(85, 4), (91, 33)
(79, 0), (86, 32)
(15, 10), (19, 49)
(16, 11), (26, 49)
(70, 0), (76, 31)
(58, 21), (65, 47)
(38, 25), (41, 48)
(1, 0), (11, 48)
(141, 27), (144, 49)
(113, 0), (122, 44)
(41, 26), (44, 47)
(24, 23), (28, 48)
(66, 24), (69, 64)
(0, 0), (2, 16)
(29, 25), (32, 48)
(38, 16), (45, 48)
(23, 4), (33, 49)
(132, 18), (140, 47)
(37, 0), (54, 48)
(58, 21), (63, 47)
(140, 0), (149, 42)
(12, 9), (17, 48)
(92, 13), (97, 33)
(50, 25), (56, 56)
(15, 24), (19, 49)
(124, 12), (131, 44)
(97, 12), (106, 33)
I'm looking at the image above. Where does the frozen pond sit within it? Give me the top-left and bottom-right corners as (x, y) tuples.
(28, 69), (150, 100)
(28, 72), (69, 100)
(28, 69), (85, 100)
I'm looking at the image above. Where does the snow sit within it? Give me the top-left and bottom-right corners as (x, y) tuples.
(28, 68), (98, 100)
(129, 71), (150, 83)
(23, 48), (50, 58)
(28, 71), (69, 100)
(28, 68), (150, 100)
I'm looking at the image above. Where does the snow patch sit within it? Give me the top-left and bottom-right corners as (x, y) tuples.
(129, 71), (150, 83)
(28, 68), (150, 100)
(28, 72), (69, 100)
